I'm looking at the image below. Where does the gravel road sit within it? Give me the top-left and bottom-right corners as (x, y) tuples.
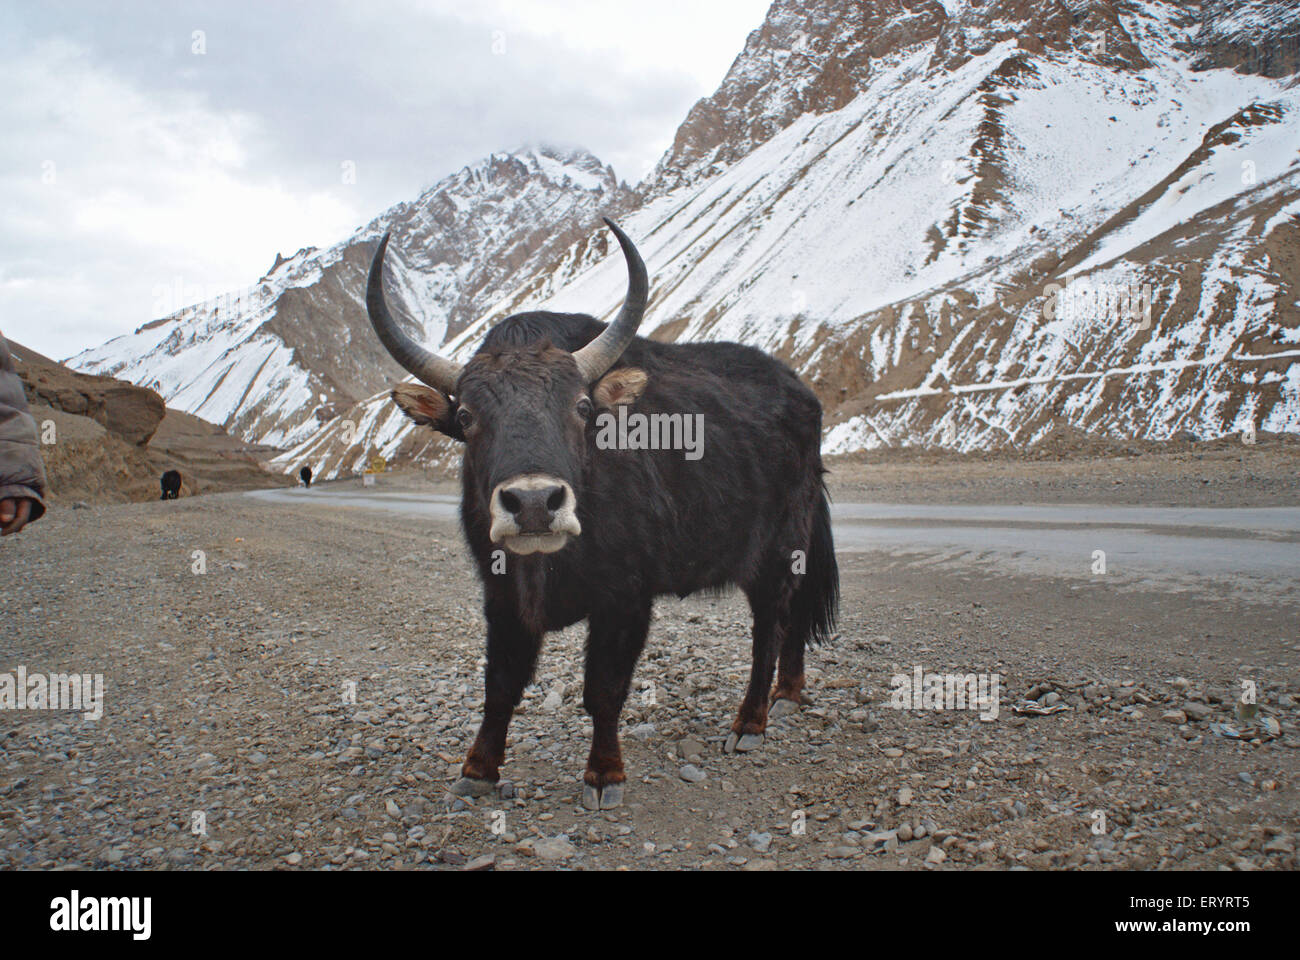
(2, 455), (1297, 871)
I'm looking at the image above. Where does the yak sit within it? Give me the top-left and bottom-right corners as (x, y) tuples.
(300, 465), (313, 488)
(159, 470), (181, 500)
(368, 219), (837, 809)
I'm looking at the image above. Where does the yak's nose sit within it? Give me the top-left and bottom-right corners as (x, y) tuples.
(499, 483), (567, 533)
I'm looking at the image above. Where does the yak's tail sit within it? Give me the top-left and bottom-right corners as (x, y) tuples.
(791, 483), (838, 647)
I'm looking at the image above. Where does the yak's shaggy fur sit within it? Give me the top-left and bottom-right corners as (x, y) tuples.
(394, 309), (838, 806)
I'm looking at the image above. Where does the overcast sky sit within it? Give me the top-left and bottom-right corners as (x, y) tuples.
(0, 0), (771, 360)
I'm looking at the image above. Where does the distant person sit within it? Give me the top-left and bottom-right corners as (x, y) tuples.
(300, 465), (313, 488)
(159, 469), (181, 500)
(0, 331), (47, 535)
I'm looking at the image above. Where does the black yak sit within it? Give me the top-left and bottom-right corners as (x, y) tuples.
(368, 219), (837, 809)
(300, 465), (313, 488)
(159, 470), (181, 500)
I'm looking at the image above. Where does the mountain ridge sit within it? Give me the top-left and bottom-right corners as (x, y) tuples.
(72, 0), (1300, 477)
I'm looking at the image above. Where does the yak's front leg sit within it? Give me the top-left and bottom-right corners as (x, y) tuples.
(581, 601), (651, 810)
(451, 602), (542, 797)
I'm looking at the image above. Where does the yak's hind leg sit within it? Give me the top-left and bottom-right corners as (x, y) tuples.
(771, 488), (836, 719)
(770, 571), (815, 718)
(452, 601), (542, 797)
(725, 571), (795, 754)
(769, 630), (808, 719)
(581, 600), (652, 810)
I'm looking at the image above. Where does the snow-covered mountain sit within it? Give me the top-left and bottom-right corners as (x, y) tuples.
(74, 0), (1300, 476)
(70, 146), (633, 450)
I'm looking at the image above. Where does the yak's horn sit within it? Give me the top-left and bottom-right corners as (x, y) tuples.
(367, 232), (462, 394)
(572, 219), (648, 382)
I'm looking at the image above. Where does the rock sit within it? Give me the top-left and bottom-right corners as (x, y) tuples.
(926, 846), (947, 864)
(385, 799), (401, 818)
(1161, 710), (1187, 724)
(897, 823), (913, 842)
(679, 764), (707, 783)
(1182, 702), (1212, 722)
(863, 830), (898, 854)
(285, 852), (302, 865)
(541, 689), (563, 712)
(826, 845), (859, 859)
(677, 738), (706, 762)
(1262, 835), (1295, 855)
(15, 342), (166, 446)
(527, 837), (577, 861)
(748, 831), (772, 853)
(628, 723), (656, 741)
(897, 787), (913, 806)
(464, 854), (497, 871)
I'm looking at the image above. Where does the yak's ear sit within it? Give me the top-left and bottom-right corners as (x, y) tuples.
(391, 383), (463, 440)
(593, 367), (648, 409)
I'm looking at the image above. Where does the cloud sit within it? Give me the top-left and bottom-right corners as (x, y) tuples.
(0, 0), (770, 358)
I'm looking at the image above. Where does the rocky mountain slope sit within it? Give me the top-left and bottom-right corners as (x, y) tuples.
(70, 147), (633, 452)
(74, 1), (1300, 477)
(12, 341), (287, 503)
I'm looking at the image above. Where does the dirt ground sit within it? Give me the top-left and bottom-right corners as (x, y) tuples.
(827, 432), (1300, 507)
(1, 448), (1297, 871)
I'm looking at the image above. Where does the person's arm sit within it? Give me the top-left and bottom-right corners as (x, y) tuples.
(0, 332), (47, 535)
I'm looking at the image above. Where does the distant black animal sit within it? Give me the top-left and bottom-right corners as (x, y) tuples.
(367, 219), (837, 810)
(300, 466), (313, 488)
(159, 470), (181, 500)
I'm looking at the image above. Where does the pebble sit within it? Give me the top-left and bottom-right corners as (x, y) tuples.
(526, 837), (576, 861)
(679, 764), (707, 783)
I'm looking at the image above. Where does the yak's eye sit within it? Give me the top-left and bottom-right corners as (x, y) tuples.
(576, 397), (593, 421)
(456, 407), (475, 432)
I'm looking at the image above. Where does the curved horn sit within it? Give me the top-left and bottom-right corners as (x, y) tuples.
(572, 219), (648, 382)
(367, 232), (462, 394)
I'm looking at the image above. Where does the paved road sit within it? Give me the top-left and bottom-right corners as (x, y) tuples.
(248, 487), (1300, 600)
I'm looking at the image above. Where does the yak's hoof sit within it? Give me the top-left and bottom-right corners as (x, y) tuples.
(724, 732), (764, 754)
(582, 782), (625, 811)
(450, 776), (496, 798)
(769, 698), (800, 720)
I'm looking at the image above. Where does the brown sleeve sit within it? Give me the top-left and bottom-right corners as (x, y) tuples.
(0, 331), (48, 522)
